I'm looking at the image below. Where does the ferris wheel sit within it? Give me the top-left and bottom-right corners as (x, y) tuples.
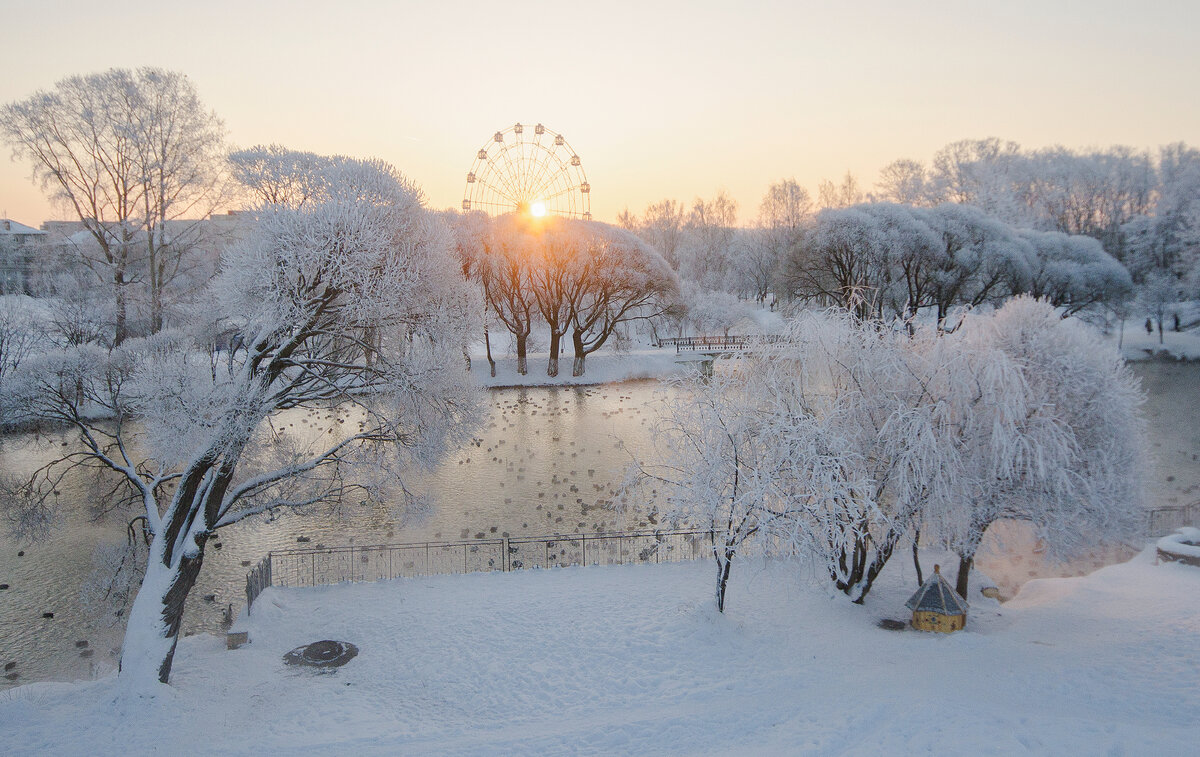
(462, 123), (591, 220)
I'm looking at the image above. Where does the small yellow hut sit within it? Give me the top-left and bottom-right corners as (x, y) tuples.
(905, 565), (968, 633)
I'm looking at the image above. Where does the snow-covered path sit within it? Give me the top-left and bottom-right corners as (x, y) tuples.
(3, 549), (1197, 755)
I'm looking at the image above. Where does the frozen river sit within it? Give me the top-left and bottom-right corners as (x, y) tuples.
(1, 361), (1197, 686)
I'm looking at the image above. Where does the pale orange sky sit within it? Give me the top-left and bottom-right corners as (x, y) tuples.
(2, 0), (1197, 226)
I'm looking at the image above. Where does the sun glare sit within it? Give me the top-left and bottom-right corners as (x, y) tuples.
(530, 201), (547, 218)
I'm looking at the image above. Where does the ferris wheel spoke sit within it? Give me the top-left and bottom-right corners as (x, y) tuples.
(496, 146), (528, 201)
(526, 155), (563, 201)
(541, 183), (579, 202)
(531, 153), (574, 204)
(463, 124), (590, 218)
(484, 152), (524, 202)
(472, 176), (520, 206)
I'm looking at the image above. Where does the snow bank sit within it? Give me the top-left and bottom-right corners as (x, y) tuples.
(1109, 325), (1200, 362)
(470, 347), (690, 388)
(3, 547), (1197, 755)
(1157, 527), (1200, 559)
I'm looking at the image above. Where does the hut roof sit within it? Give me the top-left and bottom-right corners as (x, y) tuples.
(905, 567), (969, 616)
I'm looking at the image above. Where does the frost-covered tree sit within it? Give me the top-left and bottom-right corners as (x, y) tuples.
(929, 138), (1024, 216)
(678, 281), (749, 337)
(749, 179), (811, 304)
(782, 205), (881, 317)
(2, 155), (479, 686)
(478, 215), (539, 375)
(567, 223), (678, 376)
(630, 366), (796, 612)
(872, 159), (933, 206)
(941, 298), (1147, 596)
(817, 172), (865, 209)
(751, 312), (953, 602)
(0, 297), (43, 394)
(1, 68), (226, 342)
(923, 203), (1033, 326)
(639, 303), (1147, 605)
(1020, 230), (1133, 315)
(677, 192), (738, 290)
(229, 144), (341, 209)
(622, 199), (686, 270)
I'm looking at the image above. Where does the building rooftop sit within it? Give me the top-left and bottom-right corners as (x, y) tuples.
(0, 219), (47, 236)
(905, 566), (969, 616)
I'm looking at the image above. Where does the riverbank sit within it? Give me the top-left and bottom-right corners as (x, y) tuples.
(470, 347), (690, 388)
(2, 547), (1196, 755)
(1109, 322), (1200, 362)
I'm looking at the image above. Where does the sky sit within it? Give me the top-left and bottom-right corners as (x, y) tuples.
(1, 0), (1197, 226)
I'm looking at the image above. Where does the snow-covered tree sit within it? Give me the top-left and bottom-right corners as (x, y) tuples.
(677, 192), (738, 290)
(567, 223), (678, 376)
(637, 302), (1147, 605)
(941, 298), (1148, 596)
(0, 297), (43, 394)
(872, 159), (933, 206)
(751, 312), (953, 601)
(477, 214), (539, 375)
(1, 68), (227, 342)
(922, 203), (1033, 326)
(229, 144), (342, 209)
(629, 366), (795, 612)
(1020, 230), (1133, 316)
(817, 171), (865, 209)
(678, 281), (750, 337)
(748, 180), (811, 304)
(782, 205), (882, 317)
(2, 155), (480, 686)
(622, 199), (686, 270)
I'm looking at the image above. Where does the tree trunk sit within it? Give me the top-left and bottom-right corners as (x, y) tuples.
(515, 333), (528, 375)
(150, 274), (164, 334)
(715, 553), (733, 613)
(912, 528), (924, 587)
(114, 271), (128, 346)
(484, 326), (496, 378)
(547, 331), (561, 377)
(120, 543), (206, 686)
(955, 553), (973, 600)
(571, 331), (586, 377)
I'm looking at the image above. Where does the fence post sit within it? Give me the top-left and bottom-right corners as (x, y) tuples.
(502, 537), (510, 571)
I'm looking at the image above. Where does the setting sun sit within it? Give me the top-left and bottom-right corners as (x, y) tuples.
(530, 200), (547, 217)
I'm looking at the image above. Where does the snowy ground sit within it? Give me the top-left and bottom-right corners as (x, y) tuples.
(470, 347), (690, 388)
(467, 304), (784, 388)
(1110, 323), (1200, 362)
(3, 548), (1197, 756)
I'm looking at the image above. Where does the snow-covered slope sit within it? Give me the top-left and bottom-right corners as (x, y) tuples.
(2, 549), (1196, 755)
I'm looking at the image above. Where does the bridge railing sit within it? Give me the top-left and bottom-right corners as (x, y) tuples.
(1147, 502), (1200, 537)
(658, 335), (780, 353)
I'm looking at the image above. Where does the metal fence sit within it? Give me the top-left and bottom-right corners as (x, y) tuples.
(244, 554), (272, 612)
(242, 503), (1198, 614)
(246, 529), (713, 613)
(1147, 502), (1199, 536)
